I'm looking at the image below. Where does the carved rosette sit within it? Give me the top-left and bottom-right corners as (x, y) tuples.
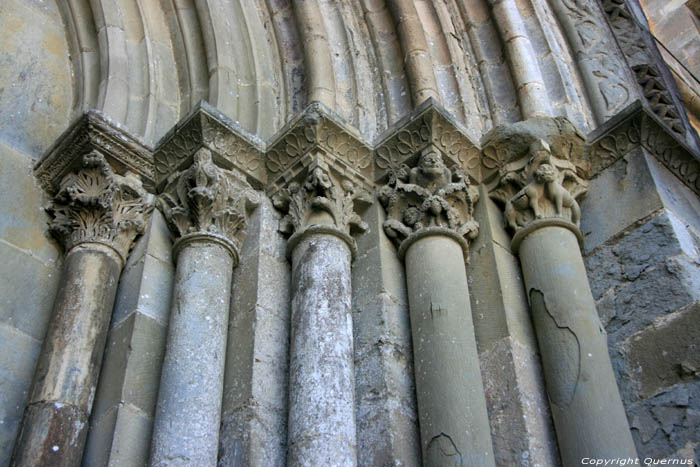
(159, 148), (261, 263)
(46, 151), (151, 264)
(490, 139), (589, 249)
(378, 146), (480, 262)
(272, 160), (369, 259)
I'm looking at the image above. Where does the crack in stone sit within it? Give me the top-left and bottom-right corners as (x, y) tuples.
(530, 289), (581, 409)
(426, 432), (463, 465)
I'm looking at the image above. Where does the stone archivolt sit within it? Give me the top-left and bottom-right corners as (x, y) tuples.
(46, 151), (150, 264)
(378, 146), (480, 260)
(159, 148), (261, 260)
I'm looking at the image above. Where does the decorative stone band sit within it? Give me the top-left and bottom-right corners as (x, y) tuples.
(510, 218), (584, 254)
(397, 226), (470, 263)
(286, 224), (357, 261)
(172, 231), (240, 265)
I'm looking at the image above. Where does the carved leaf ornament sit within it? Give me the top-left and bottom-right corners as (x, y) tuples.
(47, 151), (151, 261)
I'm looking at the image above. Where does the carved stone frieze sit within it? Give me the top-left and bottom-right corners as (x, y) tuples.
(46, 151), (151, 263)
(35, 111), (153, 194)
(587, 102), (700, 195)
(159, 148), (261, 260)
(272, 158), (369, 257)
(378, 145), (480, 261)
(550, 0), (636, 121)
(375, 99), (481, 183)
(153, 102), (266, 191)
(266, 103), (373, 183)
(600, 0), (687, 136)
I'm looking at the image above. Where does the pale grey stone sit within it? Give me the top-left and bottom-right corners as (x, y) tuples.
(288, 234), (356, 466)
(150, 242), (234, 467)
(0, 241), (59, 340)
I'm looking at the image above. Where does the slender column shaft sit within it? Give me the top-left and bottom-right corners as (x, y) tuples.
(491, 0), (552, 118)
(517, 224), (637, 465)
(287, 233), (357, 466)
(150, 238), (234, 466)
(11, 244), (122, 467)
(386, 0), (440, 104)
(403, 234), (495, 466)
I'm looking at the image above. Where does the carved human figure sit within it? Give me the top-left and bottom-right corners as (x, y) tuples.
(379, 147), (478, 249)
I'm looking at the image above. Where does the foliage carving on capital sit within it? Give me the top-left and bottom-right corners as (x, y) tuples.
(491, 140), (589, 233)
(47, 151), (151, 262)
(159, 148), (261, 252)
(272, 162), (369, 237)
(378, 146), (480, 248)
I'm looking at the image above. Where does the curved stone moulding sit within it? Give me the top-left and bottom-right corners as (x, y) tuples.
(56, 0), (630, 148)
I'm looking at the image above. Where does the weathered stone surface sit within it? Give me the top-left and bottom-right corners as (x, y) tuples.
(90, 312), (167, 423)
(220, 200), (290, 467)
(11, 244), (122, 467)
(150, 242), (234, 467)
(585, 213), (700, 345)
(0, 0), (73, 157)
(0, 140), (62, 264)
(404, 235), (495, 466)
(287, 234), (356, 466)
(626, 383), (700, 462)
(352, 202), (420, 466)
(623, 302), (700, 401)
(520, 226), (637, 464)
(468, 186), (559, 466)
(0, 324), (42, 467)
(111, 253), (174, 327)
(479, 336), (559, 467)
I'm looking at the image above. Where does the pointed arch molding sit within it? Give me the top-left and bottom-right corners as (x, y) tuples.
(34, 99), (700, 204)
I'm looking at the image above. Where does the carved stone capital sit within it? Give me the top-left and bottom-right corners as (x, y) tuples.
(46, 151), (151, 265)
(271, 157), (369, 259)
(482, 118), (589, 240)
(378, 145), (480, 262)
(158, 148), (261, 263)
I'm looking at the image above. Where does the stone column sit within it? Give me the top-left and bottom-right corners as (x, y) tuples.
(489, 137), (638, 465)
(273, 161), (368, 466)
(149, 149), (259, 466)
(379, 147), (495, 466)
(11, 153), (150, 466)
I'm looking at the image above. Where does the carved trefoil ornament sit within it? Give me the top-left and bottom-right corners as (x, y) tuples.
(378, 145), (480, 262)
(46, 151), (151, 264)
(159, 148), (261, 261)
(490, 139), (589, 235)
